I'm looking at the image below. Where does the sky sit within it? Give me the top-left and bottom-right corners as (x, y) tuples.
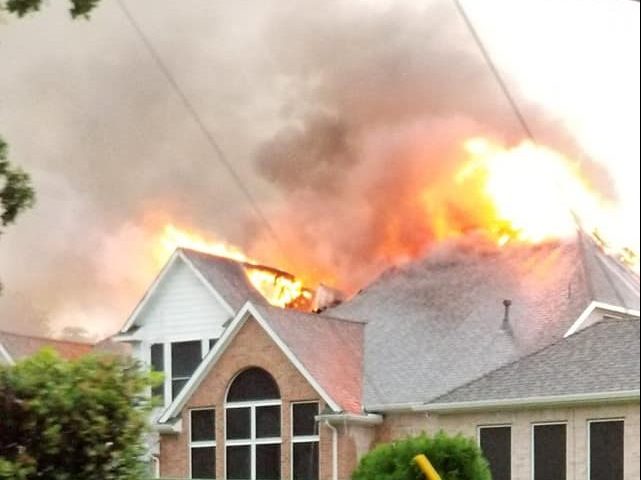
(0, 0), (638, 339)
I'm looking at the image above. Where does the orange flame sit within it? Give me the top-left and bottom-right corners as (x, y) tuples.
(156, 224), (312, 308)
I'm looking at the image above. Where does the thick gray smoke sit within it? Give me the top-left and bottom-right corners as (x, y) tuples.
(0, 0), (613, 337)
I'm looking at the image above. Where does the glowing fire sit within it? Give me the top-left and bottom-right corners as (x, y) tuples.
(455, 138), (607, 244)
(156, 224), (312, 308)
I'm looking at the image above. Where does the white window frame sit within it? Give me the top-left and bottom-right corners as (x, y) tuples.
(586, 418), (624, 480)
(531, 421), (568, 480)
(224, 399), (282, 480)
(291, 401), (321, 480)
(189, 407), (217, 479)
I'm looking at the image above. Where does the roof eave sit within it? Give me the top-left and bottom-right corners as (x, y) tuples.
(416, 389), (641, 414)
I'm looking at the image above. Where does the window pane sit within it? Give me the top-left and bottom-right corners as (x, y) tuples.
(150, 344), (164, 400)
(191, 446), (215, 479)
(590, 420), (623, 480)
(255, 444), (280, 480)
(226, 445), (250, 480)
(172, 379), (189, 400)
(534, 424), (566, 480)
(293, 403), (319, 437)
(479, 427), (510, 480)
(226, 407), (250, 440)
(172, 341), (202, 378)
(293, 442), (319, 480)
(191, 409), (216, 442)
(227, 368), (280, 402)
(209, 338), (217, 350)
(256, 405), (280, 438)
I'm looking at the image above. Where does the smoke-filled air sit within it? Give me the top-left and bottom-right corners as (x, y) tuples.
(0, 0), (638, 337)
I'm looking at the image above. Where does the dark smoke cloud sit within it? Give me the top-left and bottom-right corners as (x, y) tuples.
(0, 0), (612, 336)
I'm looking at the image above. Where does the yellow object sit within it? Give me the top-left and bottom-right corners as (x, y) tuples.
(413, 454), (442, 480)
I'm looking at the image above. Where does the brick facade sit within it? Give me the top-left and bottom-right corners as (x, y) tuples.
(159, 315), (363, 479)
(377, 402), (640, 480)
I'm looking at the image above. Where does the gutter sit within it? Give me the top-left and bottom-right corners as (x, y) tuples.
(316, 412), (384, 426)
(414, 390), (640, 413)
(363, 402), (425, 413)
(153, 418), (182, 434)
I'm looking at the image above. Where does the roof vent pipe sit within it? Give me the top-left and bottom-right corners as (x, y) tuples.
(502, 299), (512, 330)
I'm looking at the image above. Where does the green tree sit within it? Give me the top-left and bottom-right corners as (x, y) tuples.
(352, 431), (491, 480)
(2, 0), (100, 18)
(0, 349), (158, 480)
(0, 138), (34, 233)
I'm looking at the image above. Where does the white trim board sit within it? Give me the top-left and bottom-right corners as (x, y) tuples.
(158, 301), (342, 424)
(564, 301), (640, 338)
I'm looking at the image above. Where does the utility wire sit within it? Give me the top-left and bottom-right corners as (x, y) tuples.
(115, 0), (284, 249)
(452, 0), (536, 142)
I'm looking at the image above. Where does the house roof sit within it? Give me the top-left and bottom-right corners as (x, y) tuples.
(160, 301), (365, 423)
(330, 232), (640, 409)
(429, 318), (640, 405)
(252, 303), (365, 414)
(0, 330), (93, 363)
(179, 248), (268, 312)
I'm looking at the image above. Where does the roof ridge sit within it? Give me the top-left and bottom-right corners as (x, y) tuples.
(429, 317), (637, 403)
(257, 303), (367, 325)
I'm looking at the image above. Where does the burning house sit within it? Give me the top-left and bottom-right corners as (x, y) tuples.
(114, 228), (639, 480)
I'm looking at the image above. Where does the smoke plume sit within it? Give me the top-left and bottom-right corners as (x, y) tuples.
(0, 0), (618, 336)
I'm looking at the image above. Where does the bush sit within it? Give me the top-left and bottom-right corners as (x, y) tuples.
(0, 349), (157, 480)
(352, 431), (491, 480)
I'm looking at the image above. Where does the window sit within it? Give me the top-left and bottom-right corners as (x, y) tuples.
(209, 339), (218, 350)
(532, 423), (566, 480)
(588, 420), (623, 480)
(225, 368), (281, 480)
(150, 343), (164, 402)
(478, 426), (510, 480)
(190, 409), (216, 479)
(172, 341), (202, 399)
(292, 402), (319, 480)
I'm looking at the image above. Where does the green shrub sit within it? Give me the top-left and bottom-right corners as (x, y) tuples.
(0, 349), (157, 480)
(352, 431), (491, 480)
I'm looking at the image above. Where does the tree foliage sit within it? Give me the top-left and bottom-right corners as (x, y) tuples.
(3, 0), (100, 18)
(0, 349), (157, 480)
(0, 138), (34, 233)
(352, 431), (491, 480)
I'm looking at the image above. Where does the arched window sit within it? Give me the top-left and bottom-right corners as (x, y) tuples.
(227, 367), (280, 402)
(225, 368), (281, 480)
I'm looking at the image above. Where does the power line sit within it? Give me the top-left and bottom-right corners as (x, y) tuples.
(115, 0), (284, 248)
(452, 0), (536, 142)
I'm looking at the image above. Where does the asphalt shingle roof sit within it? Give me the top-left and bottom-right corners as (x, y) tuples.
(0, 331), (93, 362)
(252, 303), (365, 413)
(330, 233), (640, 408)
(180, 248), (268, 311)
(431, 319), (640, 404)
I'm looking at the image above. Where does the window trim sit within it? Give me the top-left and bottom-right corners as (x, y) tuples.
(189, 407), (217, 480)
(531, 421), (568, 480)
(476, 424), (511, 480)
(586, 418), (625, 480)
(224, 399), (282, 479)
(291, 401), (321, 480)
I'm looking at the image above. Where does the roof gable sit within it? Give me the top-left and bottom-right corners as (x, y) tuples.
(119, 250), (242, 335)
(159, 302), (364, 423)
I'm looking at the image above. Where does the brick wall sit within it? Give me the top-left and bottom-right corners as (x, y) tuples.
(377, 402), (640, 480)
(159, 315), (361, 479)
